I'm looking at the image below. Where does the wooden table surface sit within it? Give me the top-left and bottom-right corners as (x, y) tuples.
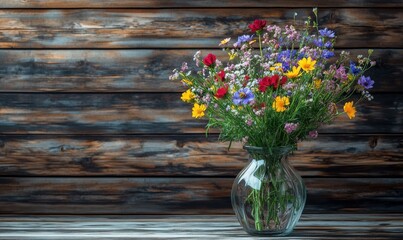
(0, 214), (402, 239)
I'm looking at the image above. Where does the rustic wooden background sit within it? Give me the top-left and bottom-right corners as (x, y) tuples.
(0, 1), (402, 216)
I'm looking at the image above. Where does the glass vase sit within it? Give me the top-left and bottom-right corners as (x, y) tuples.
(231, 145), (306, 236)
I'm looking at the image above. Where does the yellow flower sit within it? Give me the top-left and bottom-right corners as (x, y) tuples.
(343, 101), (356, 119)
(285, 66), (301, 79)
(347, 73), (355, 83)
(192, 103), (207, 118)
(182, 78), (192, 86)
(181, 89), (195, 103)
(298, 57), (316, 72)
(249, 40), (257, 45)
(228, 52), (237, 60)
(272, 96), (290, 112)
(219, 37), (231, 46)
(230, 105), (244, 111)
(314, 79), (322, 89)
(270, 63), (283, 72)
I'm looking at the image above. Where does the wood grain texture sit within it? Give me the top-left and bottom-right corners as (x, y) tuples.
(0, 134), (401, 177)
(0, 0), (402, 8)
(0, 49), (400, 93)
(0, 177), (402, 214)
(0, 0), (401, 221)
(0, 8), (401, 49)
(0, 93), (400, 134)
(0, 214), (402, 239)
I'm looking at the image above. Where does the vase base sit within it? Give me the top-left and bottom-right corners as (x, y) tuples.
(244, 229), (293, 237)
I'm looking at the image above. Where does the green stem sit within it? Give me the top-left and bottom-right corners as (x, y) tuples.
(248, 153), (297, 232)
(258, 34), (263, 58)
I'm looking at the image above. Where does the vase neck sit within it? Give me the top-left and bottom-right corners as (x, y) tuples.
(243, 146), (295, 166)
(244, 145), (295, 158)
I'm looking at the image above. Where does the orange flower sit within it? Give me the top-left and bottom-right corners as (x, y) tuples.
(343, 101), (356, 119)
(272, 96), (290, 112)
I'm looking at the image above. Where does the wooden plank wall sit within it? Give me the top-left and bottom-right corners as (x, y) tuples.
(0, 1), (402, 215)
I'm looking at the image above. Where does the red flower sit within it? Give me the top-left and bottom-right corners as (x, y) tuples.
(203, 53), (216, 67)
(253, 102), (266, 110)
(258, 75), (288, 92)
(215, 86), (228, 99)
(270, 75), (281, 89)
(258, 76), (271, 92)
(243, 75), (250, 87)
(248, 19), (267, 33)
(271, 75), (287, 89)
(215, 70), (226, 81)
(280, 76), (287, 85)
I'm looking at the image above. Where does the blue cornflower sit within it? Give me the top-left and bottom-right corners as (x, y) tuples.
(319, 28), (335, 38)
(235, 35), (254, 47)
(322, 50), (335, 59)
(277, 50), (296, 61)
(350, 62), (361, 75)
(324, 41), (332, 48)
(358, 76), (374, 89)
(313, 38), (324, 47)
(233, 88), (254, 105)
(277, 50), (298, 71)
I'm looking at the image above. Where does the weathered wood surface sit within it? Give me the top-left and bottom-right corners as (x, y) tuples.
(1, 0), (402, 8)
(0, 214), (402, 240)
(0, 9), (401, 49)
(0, 134), (401, 177)
(0, 93), (400, 134)
(0, 49), (399, 92)
(0, 177), (402, 214)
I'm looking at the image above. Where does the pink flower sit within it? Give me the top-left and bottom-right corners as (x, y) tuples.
(284, 123), (299, 134)
(309, 130), (318, 139)
(335, 65), (348, 82)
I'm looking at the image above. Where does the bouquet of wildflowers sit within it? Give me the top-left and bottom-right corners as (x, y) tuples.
(170, 9), (375, 150)
(170, 9), (376, 233)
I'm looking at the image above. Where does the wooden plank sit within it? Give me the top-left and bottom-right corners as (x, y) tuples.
(0, 177), (401, 214)
(0, 8), (401, 49)
(0, 0), (402, 8)
(0, 135), (401, 177)
(0, 49), (400, 93)
(0, 93), (400, 135)
(0, 215), (402, 240)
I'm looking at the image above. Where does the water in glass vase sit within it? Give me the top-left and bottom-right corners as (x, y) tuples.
(231, 146), (306, 236)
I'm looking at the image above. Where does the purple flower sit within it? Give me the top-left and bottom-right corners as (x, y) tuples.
(309, 130), (318, 139)
(319, 28), (335, 38)
(349, 62), (360, 75)
(358, 76), (374, 89)
(233, 88), (255, 105)
(275, 50), (304, 71)
(335, 65), (348, 82)
(284, 25), (300, 40)
(181, 62), (188, 72)
(284, 123), (299, 134)
(235, 35), (254, 47)
(322, 50), (335, 59)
